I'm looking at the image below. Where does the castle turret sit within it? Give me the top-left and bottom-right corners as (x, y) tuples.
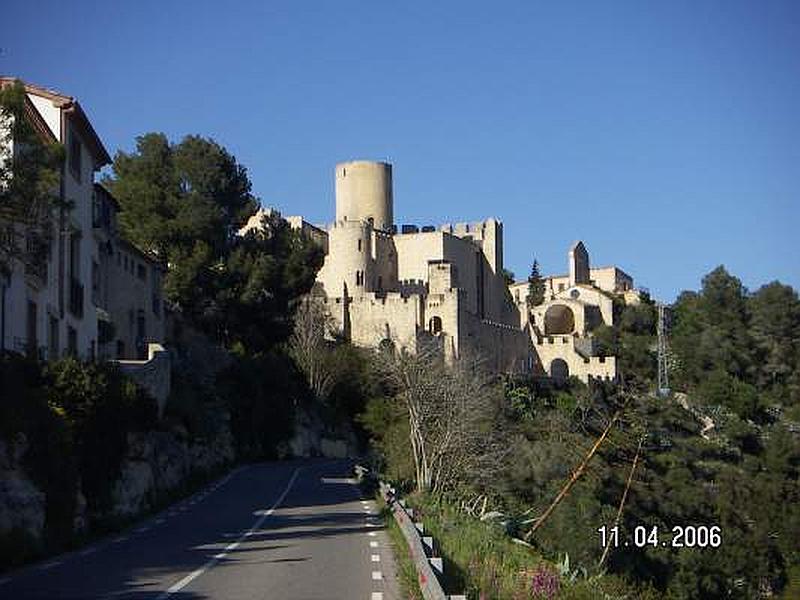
(569, 241), (590, 286)
(324, 220), (373, 297)
(335, 161), (393, 232)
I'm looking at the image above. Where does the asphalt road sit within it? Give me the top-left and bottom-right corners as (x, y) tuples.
(0, 459), (401, 599)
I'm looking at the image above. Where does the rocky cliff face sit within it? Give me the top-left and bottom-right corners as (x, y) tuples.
(110, 425), (235, 518)
(0, 423), (235, 547)
(283, 407), (360, 459)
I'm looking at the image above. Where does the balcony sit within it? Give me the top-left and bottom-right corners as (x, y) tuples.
(68, 277), (84, 319)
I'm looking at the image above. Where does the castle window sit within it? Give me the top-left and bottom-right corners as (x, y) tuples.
(358, 239), (362, 252)
(558, 283), (565, 292)
(429, 316), (443, 334)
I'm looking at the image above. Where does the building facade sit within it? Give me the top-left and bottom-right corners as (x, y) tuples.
(275, 161), (644, 382)
(0, 78), (164, 361)
(272, 160), (531, 372)
(509, 241), (645, 382)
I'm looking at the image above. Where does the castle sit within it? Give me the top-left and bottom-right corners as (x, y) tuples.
(250, 160), (645, 382)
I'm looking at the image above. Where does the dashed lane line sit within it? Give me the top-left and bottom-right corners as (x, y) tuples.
(371, 593), (383, 600)
(156, 467), (301, 599)
(371, 554), (381, 562)
(371, 571), (383, 581)
(369, 541), (379, 548)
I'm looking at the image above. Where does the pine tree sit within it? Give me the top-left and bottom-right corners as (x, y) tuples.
(527, 258), (545, 307)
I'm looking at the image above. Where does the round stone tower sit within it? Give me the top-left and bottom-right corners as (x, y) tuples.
(335, 161), (393, 232)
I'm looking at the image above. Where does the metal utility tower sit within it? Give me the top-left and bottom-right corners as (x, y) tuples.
(657, 302), (670, 397)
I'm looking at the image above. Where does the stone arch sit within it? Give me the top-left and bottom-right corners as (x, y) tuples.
(544, 304), (575, 335)
(429, 316), (443, 334)
(550, 358), (569, 382)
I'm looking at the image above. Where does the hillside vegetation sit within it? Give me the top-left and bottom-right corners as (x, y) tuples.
(361, 267), (800, 599)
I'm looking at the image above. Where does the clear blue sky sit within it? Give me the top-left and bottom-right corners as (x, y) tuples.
(3, 1), (798, 301)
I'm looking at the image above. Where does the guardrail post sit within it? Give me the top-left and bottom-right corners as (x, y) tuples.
(429, 557), (443, 574)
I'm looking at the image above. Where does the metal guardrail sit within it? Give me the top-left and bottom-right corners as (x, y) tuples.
(377, 481), (466, 600)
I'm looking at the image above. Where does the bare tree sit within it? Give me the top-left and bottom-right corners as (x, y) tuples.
(375, 342), (508, 494)
(288, 297), (336, 402)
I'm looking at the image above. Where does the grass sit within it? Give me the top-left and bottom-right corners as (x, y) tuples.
(409, 493), (549, 599)
(407, 493), (658, 600)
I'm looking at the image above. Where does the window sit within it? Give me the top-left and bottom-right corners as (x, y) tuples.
(137, 263), (146, 281)
(357, 239), (362, 251)
(69, 133), (82, 182)
(26, 301), (37, 358)
(67, 326), (77, 356)
(48, 316), (59, 359)
(91, 260), (100, 305)
(429, 316), (443, 334)
(69, 233), (81, 279)
(558, 283), (565, 292)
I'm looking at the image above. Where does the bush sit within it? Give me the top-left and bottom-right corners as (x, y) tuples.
(46, 358), (158, 514)
(0, 353), (77, 552)
(0, 354), (160, 559)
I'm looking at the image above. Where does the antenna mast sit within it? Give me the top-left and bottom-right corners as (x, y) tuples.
(657, 302), (670, 397)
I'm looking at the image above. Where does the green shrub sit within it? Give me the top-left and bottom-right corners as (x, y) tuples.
(46, 358), (158, 514)
(0, 354), (77, 553)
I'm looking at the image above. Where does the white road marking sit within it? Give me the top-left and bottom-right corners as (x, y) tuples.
(0, 577), (11, 586)
(369, 541), (379, 548)
(135, 527), (149, 533)
(371, 554), (380, 562)
(368, 532), (377, 536)
(371, 571), (383, 580)
(371, 593), (383, 600)
(113, 536), (127, 543)
(79, 548), (96, 556)
(156, 519), (165, 524)
(156, 467), (300, 599)
(39, 560), (61, 570)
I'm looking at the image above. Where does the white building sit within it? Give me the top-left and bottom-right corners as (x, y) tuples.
(0, 78), (165, 361)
